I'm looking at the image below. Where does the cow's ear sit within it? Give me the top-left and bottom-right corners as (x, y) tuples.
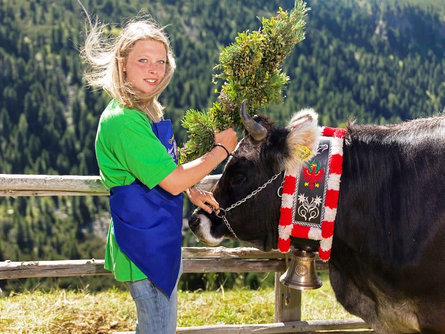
(284, 109), (320, 172)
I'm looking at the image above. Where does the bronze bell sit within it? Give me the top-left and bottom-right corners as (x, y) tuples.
(280, 249), (322, 290)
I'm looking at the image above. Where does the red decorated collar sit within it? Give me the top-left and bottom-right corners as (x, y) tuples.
(278, 127), (346, 261)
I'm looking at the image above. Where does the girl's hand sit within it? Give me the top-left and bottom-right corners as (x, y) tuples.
(214, 128), (238, 157)
(186, 187), (219, 214)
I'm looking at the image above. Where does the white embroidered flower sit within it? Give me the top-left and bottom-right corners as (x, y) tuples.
(297, 193), (307, 203)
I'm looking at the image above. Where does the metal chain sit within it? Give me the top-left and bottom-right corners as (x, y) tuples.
(215, 171), (283, 239)
(222, 215), (239, 239)
(224, 171), (282, 213)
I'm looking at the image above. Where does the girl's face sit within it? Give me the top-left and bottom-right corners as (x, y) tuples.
(123, 39), (167, 95)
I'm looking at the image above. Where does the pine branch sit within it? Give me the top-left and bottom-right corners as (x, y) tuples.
(180, 1), (309, 163)
(180, 110), (216, 162)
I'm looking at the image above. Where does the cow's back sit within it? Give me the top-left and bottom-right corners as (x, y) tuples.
(330, 115), (445, 333)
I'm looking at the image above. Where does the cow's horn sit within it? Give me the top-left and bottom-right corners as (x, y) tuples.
(240, 100), (267, 141)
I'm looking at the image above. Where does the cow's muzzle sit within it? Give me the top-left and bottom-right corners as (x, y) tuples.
(188, 209), (224, 246)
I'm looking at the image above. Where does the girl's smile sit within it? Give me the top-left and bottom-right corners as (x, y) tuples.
(124, 39), (167, 95)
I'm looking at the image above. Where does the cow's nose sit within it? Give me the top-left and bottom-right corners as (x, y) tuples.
(188, 214), (200, 230)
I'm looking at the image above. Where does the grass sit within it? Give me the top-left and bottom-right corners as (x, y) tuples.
(0, 274), (356, 333)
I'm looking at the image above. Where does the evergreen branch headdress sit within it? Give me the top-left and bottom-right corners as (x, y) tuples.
(180, 0), (309, 163)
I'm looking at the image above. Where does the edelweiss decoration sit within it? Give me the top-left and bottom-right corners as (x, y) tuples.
(278, 126), (346, 261)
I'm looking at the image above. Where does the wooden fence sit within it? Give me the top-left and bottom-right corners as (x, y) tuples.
(0, 174), (373, 333)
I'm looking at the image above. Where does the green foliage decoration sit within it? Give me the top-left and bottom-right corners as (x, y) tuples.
(180, 0), (309, 163)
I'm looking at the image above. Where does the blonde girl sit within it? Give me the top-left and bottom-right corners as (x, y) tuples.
(82, 16), (237, 334)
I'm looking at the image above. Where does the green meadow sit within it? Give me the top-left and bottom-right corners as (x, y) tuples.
(0, 274), (358, 333)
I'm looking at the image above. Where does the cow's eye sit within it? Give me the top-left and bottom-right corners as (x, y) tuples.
(230, 174), (247, 185)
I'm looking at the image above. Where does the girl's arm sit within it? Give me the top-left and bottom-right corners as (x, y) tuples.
(158, 127), (237, 195)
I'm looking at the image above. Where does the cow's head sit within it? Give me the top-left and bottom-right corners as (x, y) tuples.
(189, 102), (320, 251)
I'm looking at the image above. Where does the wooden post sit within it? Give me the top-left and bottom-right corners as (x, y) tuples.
(274, 272), (302, 322)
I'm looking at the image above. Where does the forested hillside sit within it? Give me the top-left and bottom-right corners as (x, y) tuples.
(0, 0), (444, 292)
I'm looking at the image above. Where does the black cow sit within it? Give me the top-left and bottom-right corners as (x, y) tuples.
(189, 104), (445, 333)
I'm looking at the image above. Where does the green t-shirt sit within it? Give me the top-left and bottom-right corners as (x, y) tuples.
(95, 99), (178, 282)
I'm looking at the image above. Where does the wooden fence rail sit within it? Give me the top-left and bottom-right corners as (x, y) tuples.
(0, 174), (220, 196)
(0, 247), (295, 280)
(0, 174), (372, 333)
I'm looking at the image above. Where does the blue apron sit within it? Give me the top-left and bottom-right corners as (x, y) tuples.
(109, 119), (183, 298)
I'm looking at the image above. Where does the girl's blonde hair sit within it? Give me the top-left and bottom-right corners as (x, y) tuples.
(82, 16), (176, 122)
